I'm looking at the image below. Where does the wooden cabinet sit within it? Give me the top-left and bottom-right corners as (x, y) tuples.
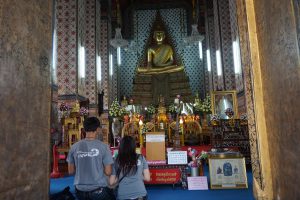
(211, 119), (251, 164)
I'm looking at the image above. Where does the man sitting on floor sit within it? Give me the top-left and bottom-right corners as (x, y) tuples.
(67, 117), (115, 200)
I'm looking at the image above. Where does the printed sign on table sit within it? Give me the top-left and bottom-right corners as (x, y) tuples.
(167, 151), (187, 165)
(146, 134), (165, 142)
(187, 176), (209, 190)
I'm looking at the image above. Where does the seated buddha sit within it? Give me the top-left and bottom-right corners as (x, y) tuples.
(137, 29), (184, 74)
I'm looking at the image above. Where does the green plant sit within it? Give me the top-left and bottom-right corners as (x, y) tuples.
(118, 107), (129, 118)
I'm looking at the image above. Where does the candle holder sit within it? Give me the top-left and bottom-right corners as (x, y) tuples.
(173, 95), (183, 150)
(139, 120), (144, 148)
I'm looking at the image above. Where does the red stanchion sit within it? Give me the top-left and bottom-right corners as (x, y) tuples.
(50, 144), (63, 178)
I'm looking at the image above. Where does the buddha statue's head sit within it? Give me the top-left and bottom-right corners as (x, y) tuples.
(152, 23), (166, 44)
(153, 31), (165, 43)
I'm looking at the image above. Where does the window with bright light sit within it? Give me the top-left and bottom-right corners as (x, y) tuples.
(79, 46), (85, 78)
(198, 41), (203, 60)
(117, 47), (121, 66)
(52, 28), (57, 84)
(96, 55), (101, 81)
(233, 40), (242, 74)
(109, 53), (113, 76)
(206, 49), (211, 72)
(216, 50), (222, 76)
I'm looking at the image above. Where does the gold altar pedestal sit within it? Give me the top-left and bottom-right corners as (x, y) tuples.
(132, 70), (193, 105)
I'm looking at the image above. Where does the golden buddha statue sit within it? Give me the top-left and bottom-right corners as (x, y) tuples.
(137, 29), (184, 74)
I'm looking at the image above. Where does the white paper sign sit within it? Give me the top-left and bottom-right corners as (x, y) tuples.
(167, 151), (187, 164)
(146, 134), (165, 142)
(166, 147), (173, 152)
(187, 176), (209, 190)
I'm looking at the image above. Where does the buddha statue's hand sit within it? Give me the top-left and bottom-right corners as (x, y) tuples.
(158, 59), (173, 67)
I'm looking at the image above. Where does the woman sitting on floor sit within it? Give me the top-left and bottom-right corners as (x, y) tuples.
(109, 136), (150, 200)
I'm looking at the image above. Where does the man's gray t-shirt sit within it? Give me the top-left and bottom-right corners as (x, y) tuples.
(113, 155), (149, 200)
(67, 139), (113, 191)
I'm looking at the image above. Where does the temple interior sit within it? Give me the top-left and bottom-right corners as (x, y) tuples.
(0, 0), (300, 199)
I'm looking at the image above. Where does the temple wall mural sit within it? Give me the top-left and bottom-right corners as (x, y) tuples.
(56, 0), (77, 95)
(84, 0), (97, 105)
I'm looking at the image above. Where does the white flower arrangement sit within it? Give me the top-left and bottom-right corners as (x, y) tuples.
(147, 104), (156, 115)
(118, 107), (129, 118)
(201, 95), (212, 114)
(109, 99), (121, 118)
(193, 95), (211, 114)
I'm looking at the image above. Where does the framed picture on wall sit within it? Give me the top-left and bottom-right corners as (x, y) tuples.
(211, 90), (238, 119)
(208, 155), (248, 189)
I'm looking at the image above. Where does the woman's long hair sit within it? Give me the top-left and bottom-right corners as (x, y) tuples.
(116, 136), (138, 178)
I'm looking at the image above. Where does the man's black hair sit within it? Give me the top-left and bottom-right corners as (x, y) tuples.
(83, 117), (100, 132)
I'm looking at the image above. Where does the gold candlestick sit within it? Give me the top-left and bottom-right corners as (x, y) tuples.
(139, 120), (144, 148)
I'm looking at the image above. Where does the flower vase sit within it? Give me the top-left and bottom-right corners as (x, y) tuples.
(112, 118), (121, 147)
(191, 167), (200, 177)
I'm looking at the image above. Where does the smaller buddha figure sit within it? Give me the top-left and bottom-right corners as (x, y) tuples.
(121, 95), (128, 108)
(216, 95), (233, 119)
(129, 98), (134, 105)
(174, 94), (181, 106)
(194, 93), (201, 107)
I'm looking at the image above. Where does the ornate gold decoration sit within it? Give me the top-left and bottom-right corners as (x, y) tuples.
(71, 101), (80, 113)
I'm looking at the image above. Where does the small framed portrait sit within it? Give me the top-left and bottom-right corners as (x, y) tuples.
(208, 155), (248, 189)
(211, 90), (238, 119)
